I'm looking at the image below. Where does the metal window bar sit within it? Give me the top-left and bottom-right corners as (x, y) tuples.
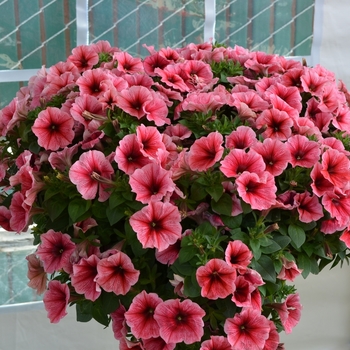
(250, 3), (315, 53)
(0, 0), (315, 83)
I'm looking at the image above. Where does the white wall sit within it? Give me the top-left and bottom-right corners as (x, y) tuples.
(0, 302), (117, 350)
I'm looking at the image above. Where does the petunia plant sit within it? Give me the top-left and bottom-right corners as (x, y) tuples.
(1, 40), (350, 350)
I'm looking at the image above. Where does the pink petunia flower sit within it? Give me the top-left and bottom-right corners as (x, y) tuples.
(294, 191), (324, 223)
(124, 291), (163, 339)
(340, 227), (350, 248)
(155, 239), (181, 265)
(271, 293), (302, 334)
(26, 253), (47, 295)
(265, 83), (302, 112)
(143, 91), (170, 126)
(196, 258), (236, 299)
(225, 125), (258, 150)
(114, 133), (152, 175)
(95, 251), (140, 295)
(321, 148), (350, 189)
(71, 254), (101, 301)
(70, 94), (105, 130)
(142, 337), (176, 350)
(256, 108), (293, 141)
(224, 308), (271, 350)
(129, 162), (176, 204)
(286, 135), (321, 168)
(277, 257), (302, 282)
(155, 64), (189, 92)
(225, 240), (253, 273)
(154, 298), (205, 344)
(0, 206), (12, 231)
(67, 44), (99, 72)
(322, 190), (350, 227)
(43, 280), (70, 323)
(32, 107), (75, 151)
(188, 132), (224, 172)
(236, 171), (277, 210)
(117, 86), (152, 119)
(220, 149), (266, 178)
(69, 150), (115, 202)
(36, 229), (76, 274)
(48, 144), (80, 172)
(136, 124), (166, 160)
(251, 138), (291, 176)
(231, 275), (255, 308)
(129, 201), (182, 251)
(114, 51), (143, 73)
(264, 321), (280, 350)
(200, 336), (232, 350)
(111, 304), (128, 340)
(310, 162), (334, 197)
(9, 191), (32, 233)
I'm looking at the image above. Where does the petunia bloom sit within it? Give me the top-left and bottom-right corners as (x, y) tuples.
(129, 201), (182, 251)
(43, 280), (70, 323)
(225, 240), (253, 273)
(71, 254), (101, 301)
(236, 171), (276, 210)
(114, 133), (152, 175)
(224, 308), (271, 350)
(200, 336), (232, 350)
(277, 257), (302, 282)
(69, 150), (115, 202)
(129, 162), (176, 204)
(95, 251), (140, 295)
(188, 132), (224, 172)
(154, 298), (205, 344)
(220, 149), (265, 178)
(26, 253), (47, 295)
(286, 134), (320, 168)
(196, 259), (236, 299)
(321, 148), (350, 189)
(36, 229), (75, 274)
(32, 107), (75, 151)
(271, 293), (302, 334)
(124, 291), (163, 339)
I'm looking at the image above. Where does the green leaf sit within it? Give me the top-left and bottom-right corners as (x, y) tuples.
(125, 221), (146, 257)
(191, 181), (208, 201)
(260, 239), (282, 254)
(183, 274), (201, 298)
(273, 234), (291, 249)
(253, 255), (276, 283)
(288, 224), (306, 248)
(100, 291), (120, 314)
(205, 183), (224, 202)
(221, 214), (242, 229)
(44, 197), (67, 222)
(179, 245), (197, 264)
(92, 304), (109, 327)
(68, 198), (91, 222)
(106, 206), (125, 225)
(250, 238), (261, 260)
(109, 191), (125, 209)
(211, 193), (232, 216)
(298, 254), (311, 278)
(76, 302), (93, 323)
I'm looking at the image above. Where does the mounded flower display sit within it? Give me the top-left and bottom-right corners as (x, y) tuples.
(1, 40), (350, 350)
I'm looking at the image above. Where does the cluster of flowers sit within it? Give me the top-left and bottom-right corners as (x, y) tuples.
(1, 39), (350, 350)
